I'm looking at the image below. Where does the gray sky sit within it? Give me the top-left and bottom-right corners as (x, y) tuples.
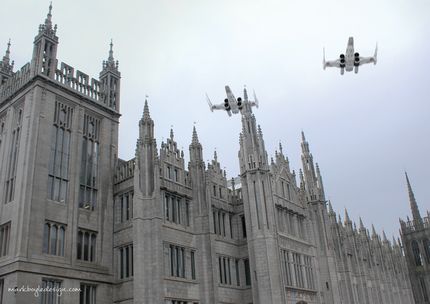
(2, 0), (429, 240)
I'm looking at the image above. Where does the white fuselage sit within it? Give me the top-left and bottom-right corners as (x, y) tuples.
(344, 37), (355, 71)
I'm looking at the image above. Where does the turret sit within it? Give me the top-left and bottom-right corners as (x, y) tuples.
(31, 3), (58, 77)
(135, 99), (157, 196)
(0, 39), (14, 85)
(100, 40), (121, 111)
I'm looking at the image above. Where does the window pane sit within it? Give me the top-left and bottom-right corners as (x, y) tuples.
(50, 225), (57, 254)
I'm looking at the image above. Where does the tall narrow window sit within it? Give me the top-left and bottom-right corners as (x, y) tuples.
(412, 240), (423, 266)
(0, 222), (11, 257)
(79, 115), (100, 210)
(423, 238), (430, 265)
(241, 215), (247, 239)
(420, 277), (429, 302)
(244, 258), (251, 286)
(169, 244), (186, 279)
(0, 118), (5, 174)
(235, 259), (240, 286)
(5, 106), (23, 203)
(191, 251), (196, 280)
(48, 102), (72, 203)
(79, 284), (96, 304)
(77, 229), (97, 262)
(119, 244), (133, 279)
(40, 279), (62, 304)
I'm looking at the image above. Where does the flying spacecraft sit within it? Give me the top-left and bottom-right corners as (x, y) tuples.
(323, 37), (377, 75)
(206, 86), (258, 116)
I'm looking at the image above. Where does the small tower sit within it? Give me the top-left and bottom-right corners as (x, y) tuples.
(100, 40), (121, 111)
(0, 39), (14, 85)
(31, 3), (59, 77)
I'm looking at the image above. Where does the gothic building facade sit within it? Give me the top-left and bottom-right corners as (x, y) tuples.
(0, 5), (419, 304)
(400, 174), (430, 304)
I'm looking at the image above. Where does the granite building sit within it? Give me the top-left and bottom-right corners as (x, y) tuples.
(400, 174), (430, 304)
(0, 4), (418, 304)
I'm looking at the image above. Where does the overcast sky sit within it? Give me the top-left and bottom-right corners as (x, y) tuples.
(2, 0), (429, 240)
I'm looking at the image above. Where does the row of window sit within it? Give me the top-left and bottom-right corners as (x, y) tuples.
(279, 180), (293, 201)
(115, 191), (133, 224)
(119, 244), (134, 279)
(166, 165), (180, 182)
(218, 256), (251, 287)
(411, 238), (430, 267)
(212, 209), (247, 239)
(39, 279), (96, 304)
(212, 208), (233, 238)
(167, 244), (196, 280)
(280, 249), (315, 290)
(276, 208), (307, 240)
(164, 193), (190, 226)
(47, 102), (100, 211)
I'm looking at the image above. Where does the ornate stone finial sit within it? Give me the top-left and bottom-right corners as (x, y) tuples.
(279, 142), (283, 155)
(102, 40), (119, 72)
(0, 39), (14, 73)
(38, 2), (57, 36)
(191, 125), (199, 145)
(142, 98), (151, 120)
(301, 130), (306, 142)
(257, 124), (263, 137)
(170, 127), (174, 140)
(214, 149), (218, 162)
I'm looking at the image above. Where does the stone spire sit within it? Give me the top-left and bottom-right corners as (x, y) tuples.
(31, 2), (59, 77)
(102, 40), (120, 73)
(371, 224), (378, 239)
(359, 217), (365, 231)
(38, 2), (57, 38)
(382, 230), (388, 243)
(328, 200), (334, 215)
(405, 172), (422, 223)
(344, 208), (351, 223)
(191, 125), (199, 145)
(0, 39), (14, 83)
(142, 98), (151, 120)
(139, 98), (154, 141)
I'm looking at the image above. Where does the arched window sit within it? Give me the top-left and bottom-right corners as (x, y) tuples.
(423, 238), (430, 265)
(412, 240), (423, 266)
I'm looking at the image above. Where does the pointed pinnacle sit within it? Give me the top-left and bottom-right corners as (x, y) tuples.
(108, 39), (114, 62)
(382, 230), (388, 242)
(279, 142), (283, 154)
(344, 208), (351, 223)
(243, 85), (248, 101)
(142, 98), (151, 120)
(328, 200), (334, 214)
(301, 130), (306, 142)
(359, 217), (365, 230)
(45, 2), (53, 27)
(214, 149), (218, 162)
(405, 172), (421, 221)
(191, 125), (199, 144)
(170, 128), (174, 139)
(371, 224), (377, 237)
